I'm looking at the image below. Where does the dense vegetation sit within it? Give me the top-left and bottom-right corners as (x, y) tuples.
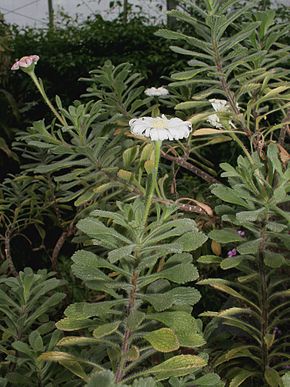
(0, 0), (289, 386)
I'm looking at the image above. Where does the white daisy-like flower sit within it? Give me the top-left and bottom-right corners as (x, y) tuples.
(129, 114), (192, 141)
(144, 87), (169, 97)
(207, 98), (230, 128)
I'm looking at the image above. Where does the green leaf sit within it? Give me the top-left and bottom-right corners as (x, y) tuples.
(147, 311), (204, 348)
(264, 251), (285, 268)
(209, 229), (244, 243)
(144, 328), (180, 353)
(238, 239), (260, 255)
(197, 255), (222, 264)
(12, 341), (33, 357)
(140, 263), (199, 287)
(28, 330), (44, 352)
(145, 355), (207, 380)
(236, 209), (265, 222)
(229, 369), (257, 387)
(176, 230), (207, 251)
(57, 336), (99, 346)
(282, 373), (290, 387)
(194, 373), (224, 386)
(93, 321), (120, 338)
(143, 287), (201, 311)
(56, 317), (97, 331)
(108, 244), (135, 263)
(264, 367), (283, 387)
(220, 257), (242, 270)
(211, 185), (250, 208)
(86, 370), (116, 387)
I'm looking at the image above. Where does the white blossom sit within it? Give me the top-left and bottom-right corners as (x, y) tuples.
(207, 98), (230, 128)
(129, 114), (192, 141)
(144, 87), (169, 97)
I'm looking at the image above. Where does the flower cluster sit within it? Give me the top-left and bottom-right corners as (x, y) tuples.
(227, 248), (237, 257)
(144, 87), (169, 97)
(11, 55), (40, 71)
(129, 114), (192, 141)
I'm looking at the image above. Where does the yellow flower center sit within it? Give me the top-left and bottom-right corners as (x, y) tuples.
(152, 118), (167, 129)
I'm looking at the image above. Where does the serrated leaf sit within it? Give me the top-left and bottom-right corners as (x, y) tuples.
(197, 255), (222, 264)
(238, 239), (260, 255)
(56, 318), (97, 331)
(211, 184), (250, 208)
(93, 321), (120, 338)
(209, 229), (244, 243)
(147, 311), (204, 348)
(145, 355), (207, 380)
(144, 328), (180, 352)
(57, 336), (99, 346)
(176, 230), (207, 251)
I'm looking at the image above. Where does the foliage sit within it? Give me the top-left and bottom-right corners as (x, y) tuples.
(39, 199), (224, 385)
(156, 0), (289, 148)
(0, 268), (73, 385)
(198, 145), (290, 386)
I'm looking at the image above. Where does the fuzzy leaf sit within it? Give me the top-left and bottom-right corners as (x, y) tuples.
(93, 321), (120, 338)
(176, 231), (207, 251)
(144, 328), (180, 352)
(57, 336), (99, 346)
(194, 373), (224, 386)
(264, 367), (283, 387)
(264, 251), (285, 268)
(209, 229), (244, 243)
(56, 318), (97, 331)
(198, 255), (222, 264)
(211, 184), (250, 208)
(145, 354), (207, 380)
(220, 257), (242, 270)
(147, 311), (205, 348)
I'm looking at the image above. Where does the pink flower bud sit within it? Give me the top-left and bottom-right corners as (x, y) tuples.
(11, 55), (40, 71)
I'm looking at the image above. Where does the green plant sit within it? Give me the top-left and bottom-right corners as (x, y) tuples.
(39, 199), (224, 385)
(0, 268), (73, 385)
(156, 0), (289, 155)
(197, 144), (290, 386)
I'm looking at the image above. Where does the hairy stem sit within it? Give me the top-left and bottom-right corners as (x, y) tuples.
(143, 141), (161, 226)
(115, 270), (138, 383)
(257, 225), (269, 374)
(4, 232), (18, 277)
(161, 150), (220, 184)
(29, 72), (67, 127)
(212, 39), (251, 138)
(51, 221), (76, 271)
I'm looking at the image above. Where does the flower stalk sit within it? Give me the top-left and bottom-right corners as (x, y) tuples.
(29, 72), (67, 127)
(143, 140), (161, 227)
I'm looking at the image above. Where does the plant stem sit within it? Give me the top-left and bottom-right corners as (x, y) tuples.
(115, 270), (138, 383)
(4, 232), (18, 277)
(257, 225), (269, 375)
(29, 72), (67, 127)
(143, 140), (161, 227)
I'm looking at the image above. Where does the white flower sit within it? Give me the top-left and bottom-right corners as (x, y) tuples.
(144, 87), (169, 97)
(129, 114), (192, 141)
(207, 98), (231, 128)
